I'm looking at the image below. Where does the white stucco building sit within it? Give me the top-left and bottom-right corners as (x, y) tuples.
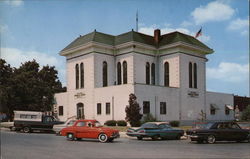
(54, 29), (234, 124)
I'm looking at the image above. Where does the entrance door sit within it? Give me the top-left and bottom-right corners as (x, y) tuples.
(76, 103), (84, 119)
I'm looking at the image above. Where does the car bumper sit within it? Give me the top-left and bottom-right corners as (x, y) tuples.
(110, 133), (120, 139)
(189, 135), (206, 141)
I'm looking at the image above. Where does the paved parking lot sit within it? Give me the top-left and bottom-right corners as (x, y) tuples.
(1, 129), (250, 159)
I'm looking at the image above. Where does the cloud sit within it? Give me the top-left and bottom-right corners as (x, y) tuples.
(227, 18), (249, 36)
(180, 21), (192, 27)
(4, 0), (23, 6)
(207, 62), (249, 83)
(139, 25), (210, 43)
(191, 1), (235, 24)
(1, 47), (66, 85)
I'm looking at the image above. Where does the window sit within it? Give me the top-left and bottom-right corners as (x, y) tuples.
(76, 121), (85, 127)
(210, 107), (216, 115)
(146, 62), (150, 84)
(189, 62), (192, 88)
(143, 101), (150, 114)
(106, 103), (110, 115)
(123, 61), (127, 84)
(75, 64), (79, 89)
(151, 63), (155, 85)
(97, 103), (102, 115)
(164, 62), (169, 87)
(58, 106), (63, 116)
(193, 63), (197, 88)
(225, 107), (230, 115)
(80, 63), (84, 88)
(103, 61), (108, 87)
(160, 102), (167, 114)
(117, 62), (121, 85)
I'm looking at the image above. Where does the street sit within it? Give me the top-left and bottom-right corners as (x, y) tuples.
(1, 130), (250, 159)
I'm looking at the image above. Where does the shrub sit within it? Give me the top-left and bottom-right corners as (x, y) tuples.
(104, 120), (117, 126)
(241, 105), (250, 121)
(170, 120), (180, 127)
(117, 120), (127, 126)
(142, 113), (157, 124)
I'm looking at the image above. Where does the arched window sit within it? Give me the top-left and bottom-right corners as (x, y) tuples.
(164, 62), (169, 87)
(75, 64), (79, 89)
(117, 62), (121, 85)
(189, 62), (193, 88)
(145, 62), (150, 84)
(80, 63), (84, 88)
(103, 61), (108, 87)
(194, 63), (197, 88)
(151, 63), (155, 85)
(123, 61), (127, 84)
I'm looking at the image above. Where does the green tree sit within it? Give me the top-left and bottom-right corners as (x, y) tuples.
(0, 59), (14, 118)
(241, 105), (250, 121)
(0, 59), (65, 119)
(125, 93), (142, 127)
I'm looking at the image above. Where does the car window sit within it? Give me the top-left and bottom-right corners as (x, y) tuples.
(95, 121), (102, 127)
(141, 123), (158, 128)
(231, 123), (240, 129)
(159, 124), (171, 129)
(76, 121), (85, 127)
(68, 120), (76, 126)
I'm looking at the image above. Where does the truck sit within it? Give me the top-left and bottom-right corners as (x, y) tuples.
(13, 111), (63, 133)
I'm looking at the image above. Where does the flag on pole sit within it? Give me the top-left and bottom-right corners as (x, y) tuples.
(195, 27), (202, 38)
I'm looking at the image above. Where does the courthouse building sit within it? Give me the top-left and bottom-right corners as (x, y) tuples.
(54, 29), (234, 124)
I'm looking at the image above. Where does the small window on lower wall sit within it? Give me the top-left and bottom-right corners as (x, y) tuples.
(143, 101), (150, 114)
(59, 106), (63, 116)
(106, 103), (110, 115)
(97, 103), (101, 115)
(160, 102), (167, 114)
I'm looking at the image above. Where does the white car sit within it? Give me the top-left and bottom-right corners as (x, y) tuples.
(53, 118), (76, 135)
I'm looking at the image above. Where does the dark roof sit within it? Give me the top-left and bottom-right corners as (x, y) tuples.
(61, 30), (212, 53)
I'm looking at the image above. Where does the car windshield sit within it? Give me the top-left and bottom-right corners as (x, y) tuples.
(95, 121), (102, 127)
(194, 122), (213, 129)
(141, 123), (158, 128)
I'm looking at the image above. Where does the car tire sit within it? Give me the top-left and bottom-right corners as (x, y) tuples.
(98, 133), (108, 143)
(207, 135), (216, 144)
(23, 127), (31, 133)
(137, 136), (143, 140)
(176, 135), (181, 140)
(67, 133), (75, 141)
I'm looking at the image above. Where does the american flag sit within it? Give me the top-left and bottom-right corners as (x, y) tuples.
(195, 27), (202, 38)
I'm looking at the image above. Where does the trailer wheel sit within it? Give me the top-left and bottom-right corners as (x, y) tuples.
(23, 127), (31, 133)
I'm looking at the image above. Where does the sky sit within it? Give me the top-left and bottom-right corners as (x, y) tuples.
(0, 0), (249, 96)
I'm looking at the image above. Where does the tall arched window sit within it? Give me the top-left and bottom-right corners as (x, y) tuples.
(75, 64), (79, 89)
(123, 61), (127, 84)
(76, 103), (84, 119)
(117, 62), (121, 85)
(189, 62), (193, 88)
(80, 63), (84, 88)
(164, 62), (169, 87)
(194, 63), (197, 88)
(151, 63), (155, 85)
(146, 62), (150, 84)
(103, 61), (108, 87)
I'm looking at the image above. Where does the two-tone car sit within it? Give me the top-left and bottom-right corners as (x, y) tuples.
(126, 122), (184, 140)
(188, 121), (250, 144)
(61, 119), (120, 143)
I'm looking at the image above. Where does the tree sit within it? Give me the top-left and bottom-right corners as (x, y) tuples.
(241, 105), (250, 121)
(125, 93), (142, 127)
(0, 59), (65, 119)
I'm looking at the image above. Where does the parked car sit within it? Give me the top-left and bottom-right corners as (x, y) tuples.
(13, 111), (63, 133)
(60, 119), (120, 142)
(188, 121), (250, 144)
(186, 122), (208, 135)
(126, 122), (184, 140)
(53, 118), (76, 135)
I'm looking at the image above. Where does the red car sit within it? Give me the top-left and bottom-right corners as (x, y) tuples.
(60, 119), (120, 142)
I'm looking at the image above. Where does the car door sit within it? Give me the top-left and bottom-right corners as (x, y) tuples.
(75, 121), (88, 138)
(85, 122), (99, 138)
(230, 123), (248, 140)
(214, 123), (230, 140)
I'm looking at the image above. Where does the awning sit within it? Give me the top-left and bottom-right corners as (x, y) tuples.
(225, 105), (234, 110)
(210, 104), (219, 110)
